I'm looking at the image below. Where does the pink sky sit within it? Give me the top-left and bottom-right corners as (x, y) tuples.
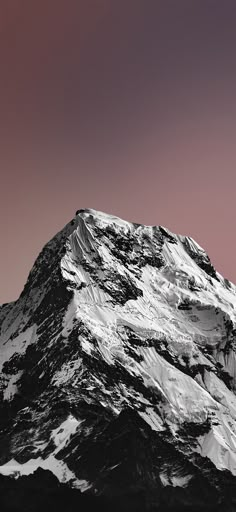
(1, 1), (236, 302)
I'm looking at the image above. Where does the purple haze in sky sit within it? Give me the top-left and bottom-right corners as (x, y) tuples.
(1, 0), (236, 302)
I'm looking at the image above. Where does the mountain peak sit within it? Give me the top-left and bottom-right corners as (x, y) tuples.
(1, 210), (236, 505)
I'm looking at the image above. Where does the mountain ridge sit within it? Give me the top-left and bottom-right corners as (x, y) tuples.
(1, 208), (236, 509)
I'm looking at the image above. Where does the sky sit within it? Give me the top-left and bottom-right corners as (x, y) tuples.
(1, 0), (236, 302)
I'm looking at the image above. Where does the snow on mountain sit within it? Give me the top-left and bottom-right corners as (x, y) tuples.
(1, 208), (236, 502)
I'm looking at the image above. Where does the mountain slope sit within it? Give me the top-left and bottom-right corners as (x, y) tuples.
(1, 208), (236, 507)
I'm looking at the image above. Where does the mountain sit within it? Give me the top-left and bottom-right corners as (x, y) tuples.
(1, 208), (236, 510)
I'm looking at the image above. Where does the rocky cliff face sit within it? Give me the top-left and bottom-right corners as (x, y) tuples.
(1, 208), (236, 510)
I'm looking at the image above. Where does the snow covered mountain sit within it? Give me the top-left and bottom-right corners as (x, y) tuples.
(1, 208), (236, 509)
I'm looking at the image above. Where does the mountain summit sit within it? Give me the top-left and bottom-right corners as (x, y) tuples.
(1, 208), (236, 508)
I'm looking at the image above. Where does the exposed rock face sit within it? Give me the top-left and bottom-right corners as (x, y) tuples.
(1, 208), (236, 510)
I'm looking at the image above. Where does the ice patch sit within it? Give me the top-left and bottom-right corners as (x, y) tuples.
(3, 371), (23, 401)
(0, 457), (91, 491)
(0, 325), (37, 372)
(51, 415), (83, 453)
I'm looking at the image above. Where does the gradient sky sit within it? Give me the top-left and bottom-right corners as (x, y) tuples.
(1, 0), (236, 303)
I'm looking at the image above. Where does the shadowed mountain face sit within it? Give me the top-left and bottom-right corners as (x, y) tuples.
(1, 208), (236, 510)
